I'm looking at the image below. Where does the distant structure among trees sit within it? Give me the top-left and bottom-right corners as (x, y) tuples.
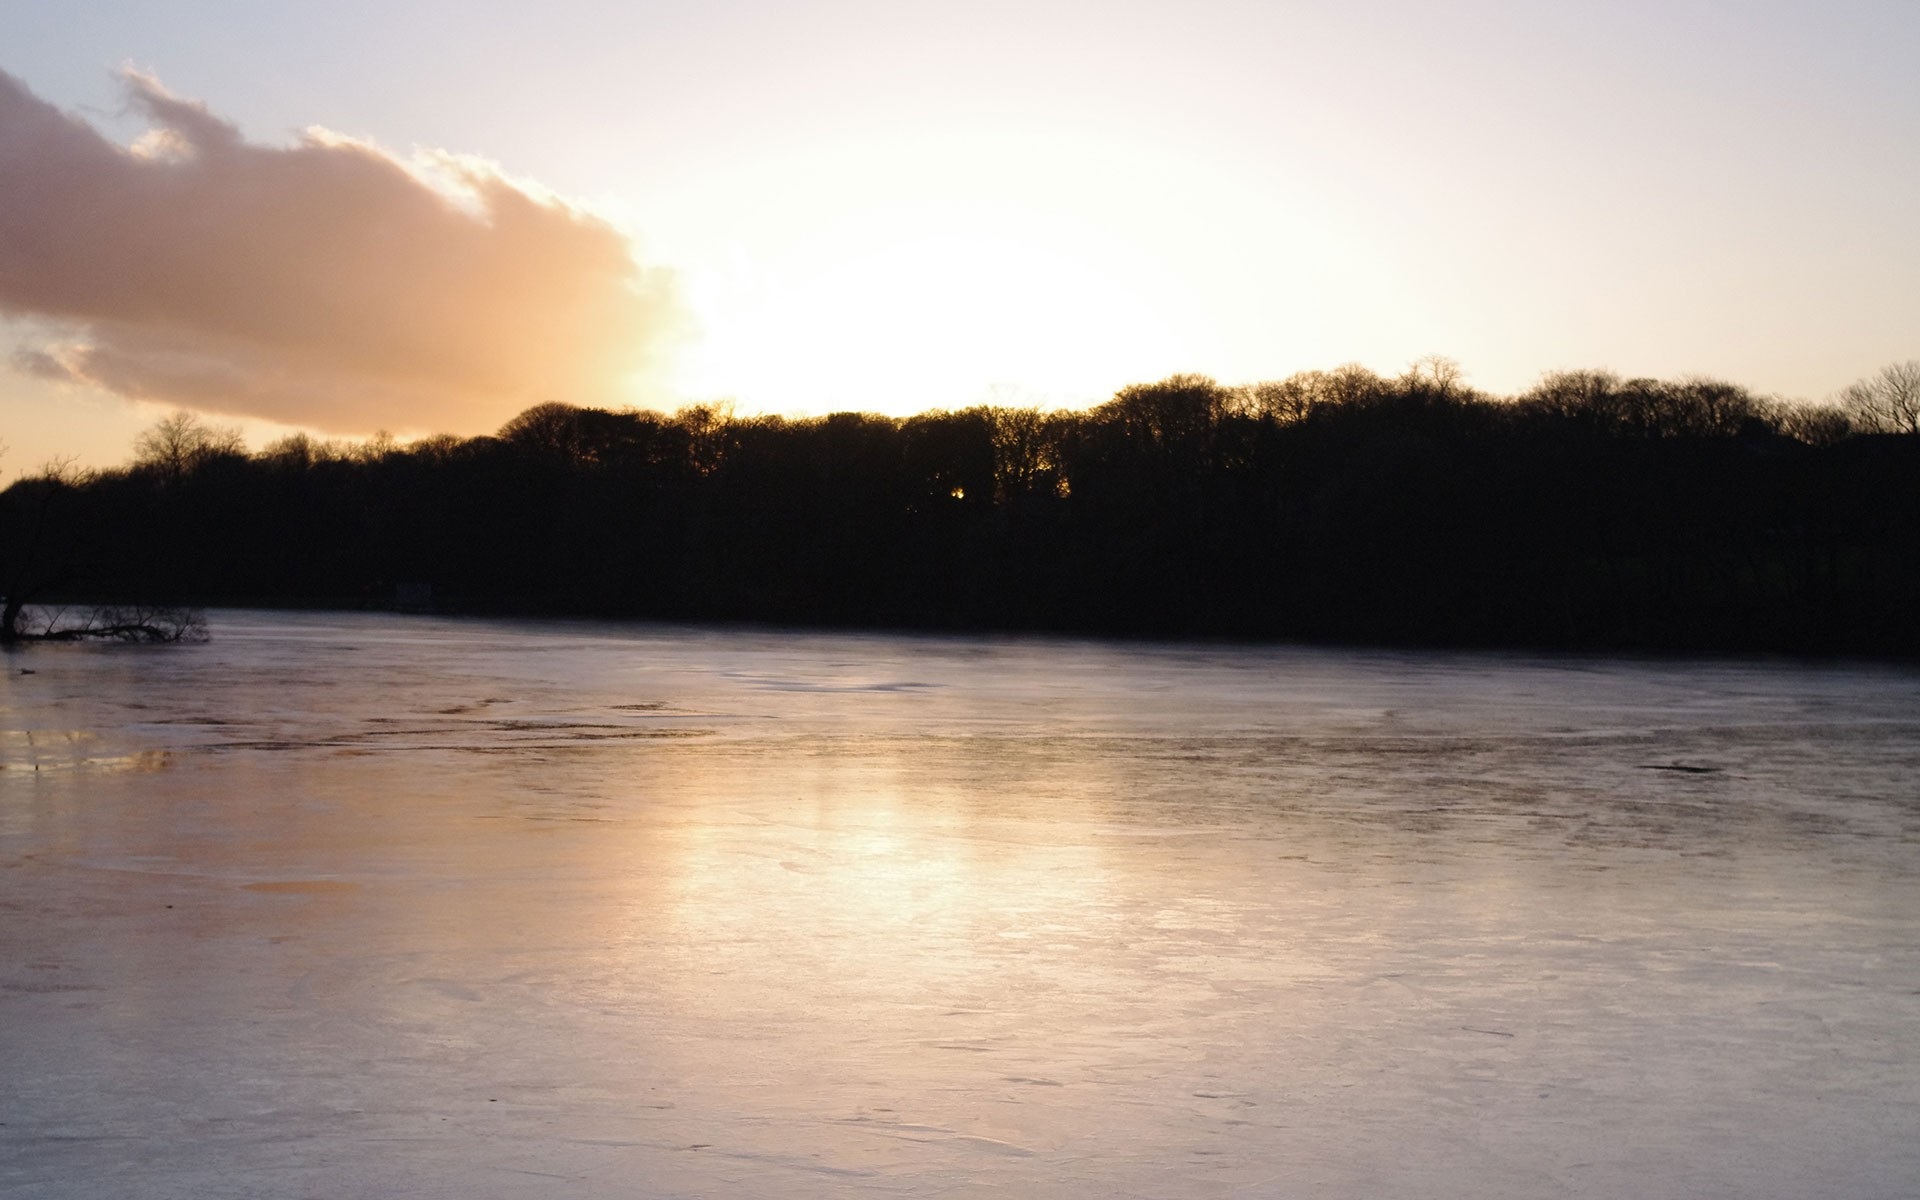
(3, 360), (1916, 654)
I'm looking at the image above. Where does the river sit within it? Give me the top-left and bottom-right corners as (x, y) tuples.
(3, 610), (1918, 1198)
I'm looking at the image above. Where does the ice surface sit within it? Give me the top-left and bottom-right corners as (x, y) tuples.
(3, 611), (1919, 1198)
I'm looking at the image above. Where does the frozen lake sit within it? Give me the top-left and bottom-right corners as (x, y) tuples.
(3, 611), (1919, 1199)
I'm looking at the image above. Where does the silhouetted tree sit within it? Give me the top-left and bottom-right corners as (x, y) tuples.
(11, 364), (1916, 654)
(1841, 361), (1920, 434)
(133, 411), (245, 483)
(0, 460), (81, 642)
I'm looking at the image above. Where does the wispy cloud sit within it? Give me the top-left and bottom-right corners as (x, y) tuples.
(0, 68), (681, 433)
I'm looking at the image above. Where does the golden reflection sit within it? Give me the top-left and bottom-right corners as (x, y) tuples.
(0, 728), (176, 774)
(241, 879), (361, 895)
(642, 759), (1120, 1032)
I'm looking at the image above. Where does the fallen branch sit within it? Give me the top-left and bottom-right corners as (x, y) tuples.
(9, 605), (208, 644)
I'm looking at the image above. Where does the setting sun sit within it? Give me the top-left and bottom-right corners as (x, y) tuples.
(677, 221), (1198, 414)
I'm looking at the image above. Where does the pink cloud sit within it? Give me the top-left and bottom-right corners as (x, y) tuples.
(0, 68), (681, 433)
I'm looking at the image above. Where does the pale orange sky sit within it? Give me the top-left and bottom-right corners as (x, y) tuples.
(3, 0), (1917, 473)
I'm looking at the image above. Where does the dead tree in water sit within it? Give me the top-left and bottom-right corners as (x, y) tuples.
(0, 459), (79, 645)
(2, 457), (207, 645)
(30, 604), (208, 643)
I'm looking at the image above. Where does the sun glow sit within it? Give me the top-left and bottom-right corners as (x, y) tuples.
(652, 121), (1336, 416)
(674, 221), (1204, 416)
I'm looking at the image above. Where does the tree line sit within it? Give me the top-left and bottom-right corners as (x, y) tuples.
(4, 360), (1917, 653)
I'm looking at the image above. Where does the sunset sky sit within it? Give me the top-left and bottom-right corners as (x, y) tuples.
(3, 0), (1917, 471)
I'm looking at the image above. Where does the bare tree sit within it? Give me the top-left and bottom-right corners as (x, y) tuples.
(985, 406), (1062, 501)
(1241, 377), (1317, 424)
(1, 458), (87, 643)
(53, 605), (208, 643)
(1404, 354), (1467, 396)
(1100, 374), (1231, 450)
(1839, 361), (1920, 434)
(1766, 399), (1853, 446)
(2, 454), (208, 645)
(675, 401), (736, 476)
(133, 411), (246, 482)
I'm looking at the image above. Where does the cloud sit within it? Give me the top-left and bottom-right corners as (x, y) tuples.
(0, 68), (681, 433)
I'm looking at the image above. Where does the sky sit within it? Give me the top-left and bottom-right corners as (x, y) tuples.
(2, 0), (1917, 472)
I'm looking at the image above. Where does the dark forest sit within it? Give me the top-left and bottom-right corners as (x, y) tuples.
(4, 362), (1917, 654)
